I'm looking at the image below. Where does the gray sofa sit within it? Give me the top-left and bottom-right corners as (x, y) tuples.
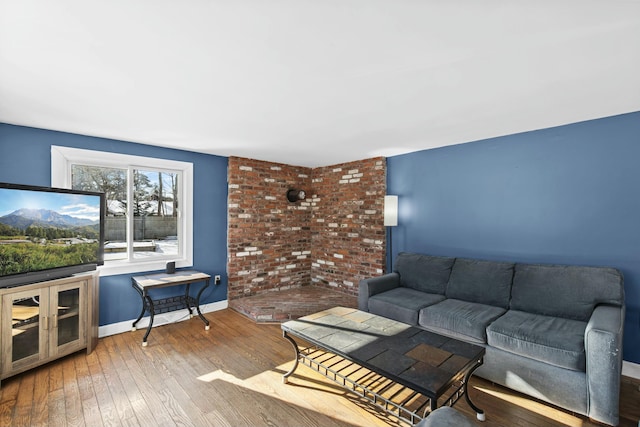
(358, 252), (625, 426)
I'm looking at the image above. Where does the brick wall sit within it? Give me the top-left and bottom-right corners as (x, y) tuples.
(227, 156), (386, 300)
(310, 158), (386, 295)
(227, 157), (312, 300)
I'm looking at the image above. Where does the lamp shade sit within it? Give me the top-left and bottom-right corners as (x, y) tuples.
(384, 195), (398, 226)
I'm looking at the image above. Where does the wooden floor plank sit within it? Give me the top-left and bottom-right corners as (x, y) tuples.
(0, 308), (637, 427)
(0, 378), (18, 427)
(86, 351), (123, 427)
(48, 360), (64, 393)
(12, 372), (34, 427)
(61, 353), (84, 427)
(101, 333), (152, 426)
(112, 332), (181, 426)
(95, 345), (137, 426)
(74, 352), (103, 427)
(30, 364), (50, 426)
(47, 388), (67, 427)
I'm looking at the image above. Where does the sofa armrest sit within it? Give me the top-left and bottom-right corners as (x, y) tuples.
(358, 273), (400, 311)
(584, 304), (625, 426)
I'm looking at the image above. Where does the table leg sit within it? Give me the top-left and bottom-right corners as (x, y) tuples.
(131, 282), (145, 332)
(282, 331), (300, 384)
(185, 283), (193, 318)
(142, 294), (155, 347)
(194, 280), (210, 330)
(463, 358), (485, 421)
(430, 396), (438, 414)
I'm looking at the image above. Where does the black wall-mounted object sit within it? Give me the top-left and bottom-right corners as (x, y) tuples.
(286, 189), (306, 203)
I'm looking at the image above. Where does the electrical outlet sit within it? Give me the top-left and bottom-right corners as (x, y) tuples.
(214, 275), (221, 285)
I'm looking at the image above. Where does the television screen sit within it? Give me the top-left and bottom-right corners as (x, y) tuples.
(0, 182), (105, 288)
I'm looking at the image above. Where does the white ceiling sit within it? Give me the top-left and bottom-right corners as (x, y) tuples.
(1, 1), (639, 168)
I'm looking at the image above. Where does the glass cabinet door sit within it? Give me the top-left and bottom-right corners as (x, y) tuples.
(50, 281), (86, 355)
(1, 287), (47, 372)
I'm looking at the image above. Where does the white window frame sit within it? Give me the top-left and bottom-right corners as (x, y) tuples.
(51, 145), (194, 276)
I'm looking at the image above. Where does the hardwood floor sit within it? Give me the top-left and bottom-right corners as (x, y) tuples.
(1, 308), (638, 427)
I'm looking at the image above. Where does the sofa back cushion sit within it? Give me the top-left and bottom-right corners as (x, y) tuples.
(510, 263), (624, 321)
(446, 258), (514, 308)
(394, 252), (455, 294)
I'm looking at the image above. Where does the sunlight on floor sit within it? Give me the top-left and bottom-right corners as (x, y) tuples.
(474, 385), (586, 427)
(196, 363), (598, 427)
(196, 362), (395, 427)
(197, 369), (245, 385)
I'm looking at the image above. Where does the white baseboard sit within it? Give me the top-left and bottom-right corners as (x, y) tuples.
(623, 361), (640, 380)
(98, 300), (228, 338)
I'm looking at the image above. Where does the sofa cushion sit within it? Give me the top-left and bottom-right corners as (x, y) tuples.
(394, 252), (455, 294)
(487, 310), (587, 371)
(511, 264), (624, 321)
(418, 299), (506, 344)
(368, 287), (446, 325)
(446, 258), (514, 308)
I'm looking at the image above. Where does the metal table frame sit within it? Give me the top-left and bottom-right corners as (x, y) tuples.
(281, 308), (485, 425)
(131, 270), (211, 346)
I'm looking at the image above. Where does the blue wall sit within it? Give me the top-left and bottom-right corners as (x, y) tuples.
(387, 111), (640, 364)
(0, 124), (229, 327)
(4, 114), (640, 363)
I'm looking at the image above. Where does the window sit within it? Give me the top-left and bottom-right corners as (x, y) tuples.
(51, 146), (193, 276)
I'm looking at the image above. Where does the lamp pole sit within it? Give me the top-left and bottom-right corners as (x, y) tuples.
(384, 195), (398, 273)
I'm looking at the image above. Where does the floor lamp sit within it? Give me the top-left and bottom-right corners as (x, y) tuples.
(384, 195), (398, 273)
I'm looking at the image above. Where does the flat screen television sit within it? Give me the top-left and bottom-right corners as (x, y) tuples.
(0, 182), (105, 288)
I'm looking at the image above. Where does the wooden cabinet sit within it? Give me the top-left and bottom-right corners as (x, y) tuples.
(0, 271), (99, 386)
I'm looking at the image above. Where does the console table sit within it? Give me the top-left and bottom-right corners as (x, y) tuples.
(131, 270), (210, 346)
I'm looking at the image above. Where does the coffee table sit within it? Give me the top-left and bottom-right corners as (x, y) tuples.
(281, 307), (485, 425)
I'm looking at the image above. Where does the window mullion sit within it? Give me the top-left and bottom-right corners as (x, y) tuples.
(127, 167), (135, 262)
